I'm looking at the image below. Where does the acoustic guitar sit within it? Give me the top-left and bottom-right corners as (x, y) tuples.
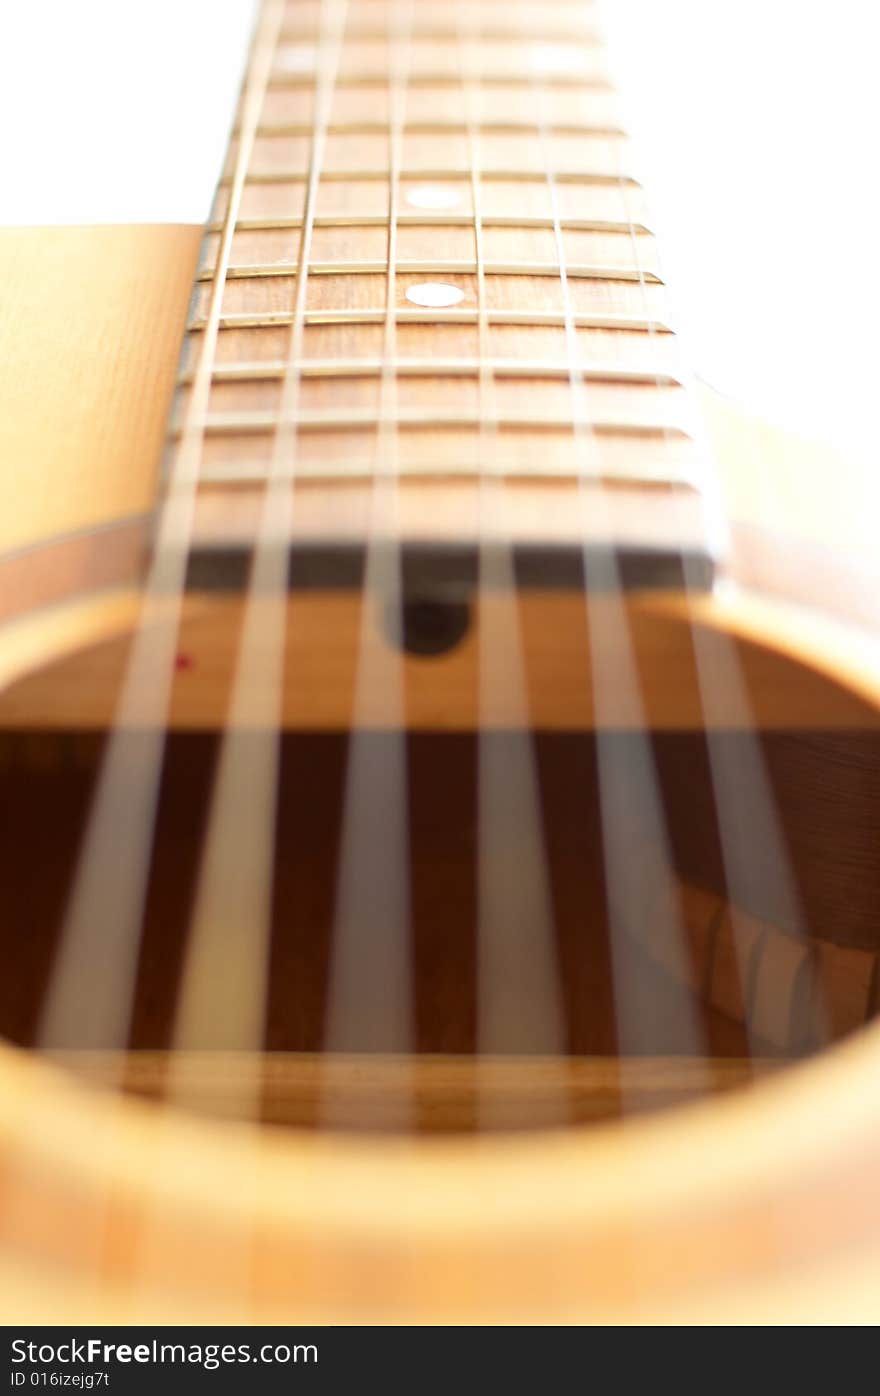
(1, 0), (879, 1324)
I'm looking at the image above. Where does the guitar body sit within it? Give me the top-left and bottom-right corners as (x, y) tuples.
(2, 5), (879, 1324)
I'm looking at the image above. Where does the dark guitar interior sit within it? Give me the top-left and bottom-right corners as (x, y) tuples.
(2, 716), (879, 1131)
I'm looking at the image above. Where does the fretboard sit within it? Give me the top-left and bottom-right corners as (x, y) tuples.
(170, 0), (714, 580)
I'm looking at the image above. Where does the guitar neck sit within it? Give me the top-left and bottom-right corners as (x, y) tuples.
(173, 0), (716, 589)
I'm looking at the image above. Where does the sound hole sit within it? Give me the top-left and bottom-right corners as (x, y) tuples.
(0, 727), (877, 1132)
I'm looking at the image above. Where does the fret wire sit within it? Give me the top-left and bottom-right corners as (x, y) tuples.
(36, 0), (288, 1059)
(188, 309), (674, 331)
(198, 262), (661, 282)
(193, 458), (698, 487)
(210, 215), (651, 231)
(276, 26), (602, 44)
(266, 73), (612, 91)
(179, 360), (683, 386)
(241, 120), (625, 137)
(194, 463), (704, 491)
(174, 411), (693, 437)
(220, 167), (639, 185)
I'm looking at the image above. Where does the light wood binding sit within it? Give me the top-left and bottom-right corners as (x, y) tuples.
(1, 0), (880, 1325)
(50, 1049), (773, 1131)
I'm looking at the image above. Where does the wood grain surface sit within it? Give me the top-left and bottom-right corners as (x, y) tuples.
(0, 225), (200, 556)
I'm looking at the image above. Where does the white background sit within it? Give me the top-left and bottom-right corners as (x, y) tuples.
(1, 0), (877, 460)
(602, 0), (880, 459)
(0, 0), (256, 225)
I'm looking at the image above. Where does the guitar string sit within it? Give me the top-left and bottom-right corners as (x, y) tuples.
(21, 0), (288, 1300)
(458, 3), (569, 1124)
(602, 17), (832, 1311)
(133, 4), (350, 1302)
(167, 0), (351, 1117)
(612, 64), (829, 1056)
(320, 0), (415, 1127)
(37, 0), (288, 1061)
(522, 0), (707, 1076)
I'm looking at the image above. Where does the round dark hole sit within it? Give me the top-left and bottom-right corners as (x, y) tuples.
(387, 595), (472, 657)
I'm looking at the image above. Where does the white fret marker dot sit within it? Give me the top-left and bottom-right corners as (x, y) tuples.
(405, 282), (466, 308)
(276, 45), (316, 74)
(529, 43), (584, 74)
(406, 185), (463, 212)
